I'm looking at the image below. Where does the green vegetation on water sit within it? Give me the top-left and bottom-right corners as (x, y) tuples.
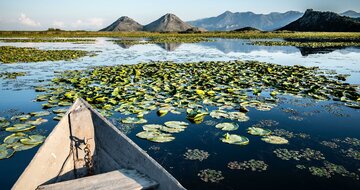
(0, 46), (93, 64)
(111, 36), (213, 45)
(252, 41), (360, 48)
(0, 71), (27, 79)
(0, 31), (359, 40)
(0, 38), (95, 43)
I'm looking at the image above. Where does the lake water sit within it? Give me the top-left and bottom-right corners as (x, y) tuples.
(0, 38), (359, 189)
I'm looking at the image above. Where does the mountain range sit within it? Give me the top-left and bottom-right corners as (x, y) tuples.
(279, 9), (360, 32)
(101, 13), (200, 32)
(188, 10), (360, 31)
(101, 10), (360, 32)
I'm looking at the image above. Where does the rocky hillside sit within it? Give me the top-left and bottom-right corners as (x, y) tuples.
(188, 11), (303, 31)
(100, 16), (143, 31)
(279, 9), (360, 32)
(143, 13), (194, 32)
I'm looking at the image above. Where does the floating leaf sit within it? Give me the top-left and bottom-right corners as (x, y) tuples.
(121, 117), (147, 124)
(215, 122), (239, 131)
(30, 111), (50, 117)
(20, 135), (46, 145)
(3, 133), (27, 144)
(11, 114), (31, 121)
(0, 145), (15, 160)
(6, 124), (36, 132)
(221, 133), (249, 145)
(26, 118), (48, 126)
(247, 127), (271, 136)
(261, 135), (288, 144)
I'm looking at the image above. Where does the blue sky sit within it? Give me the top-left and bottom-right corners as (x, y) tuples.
(0, 0), (359, 30)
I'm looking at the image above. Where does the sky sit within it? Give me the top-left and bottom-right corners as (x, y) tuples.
(0, 0), (359, 31)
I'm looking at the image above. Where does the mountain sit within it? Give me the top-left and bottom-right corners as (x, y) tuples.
(188, 11), (303, 31)
(279, 9), (360, 32)
(233, 27), (261, 32)
(143, 13), (194, 32)
(100, 16), (143, 31)
(341, 10), (360, 18)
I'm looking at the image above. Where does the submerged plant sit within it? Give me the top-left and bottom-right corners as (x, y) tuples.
(228, 159), (268, 171)
(198, 169), (224, 183)
(273, 148), (325, 161)
(184, 149), (209, 161)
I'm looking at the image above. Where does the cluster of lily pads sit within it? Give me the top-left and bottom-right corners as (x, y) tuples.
(183, 149), (209, 161)
(252, 41), (360, 48)
(0, 71), (27, 79)
(227, 159), (268, 172)
(0, 38), (95, 43)
(0, 115), (47, 160)
(0, 46), (93, 63)
(273, 148), (325, 161)
(135, 121), (189, 143)
(198, 169), (224, 183)
(0, 109), (54, 160)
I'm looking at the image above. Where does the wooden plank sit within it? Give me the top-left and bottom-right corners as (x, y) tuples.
(38, 169), (158, 190)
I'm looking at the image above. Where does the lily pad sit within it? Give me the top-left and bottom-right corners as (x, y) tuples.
(10, 142), (39, 152)
(6, 124), (36, 132)
(20, 135), (46, 145)
(52, 108), (68, 114)
(26, 118), (48, 126)
(11, 114), (31, 121)
(0, 145), (15, 160)
(221, 133), (249, 145)
(261, 135), (288, 144)
(142, 124), (162, 131)
(3, 133), (27, 144)
(30, 111), (51, 117)
(121, 117), (147, 124)
(247, 127), (271, 136)
(215, 122), (239, 131)
(164, 121), (189, 128)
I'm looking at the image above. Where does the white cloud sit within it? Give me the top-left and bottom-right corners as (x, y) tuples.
(53, 21), (65, 28)
(18, 13), (41, 27)
(72, 18), (104, 28)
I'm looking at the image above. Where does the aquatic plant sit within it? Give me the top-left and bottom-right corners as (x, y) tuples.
(0, 133), (45, 160)
(247, 127), (271, 136)
(0, 38), (95, 43)
(183, 149), (209, 161)
(320, 141), (339, 149)
(341, 148), (360, 160)
(273, 148), (325, 161)
(261, 136), (288, 144)
(252, 41), (360, 48)
(198, 169), (224, 183)
(258, 120), (279, 127)
(307, 161), (359, 180)
(215, 122), (239, 131)
(288, 116), (304, 121)
(228, 159), (268, 171)
(0, 71), (27, 79)
(0, 46), (92, 63)
(221, 133), (249, 145)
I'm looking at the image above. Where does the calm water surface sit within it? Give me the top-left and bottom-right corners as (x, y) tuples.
(0, 38), (359, 189)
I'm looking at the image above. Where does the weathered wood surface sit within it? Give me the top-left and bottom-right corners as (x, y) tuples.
(38, 169), (158, 190)
(12, 98), (186, 190)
